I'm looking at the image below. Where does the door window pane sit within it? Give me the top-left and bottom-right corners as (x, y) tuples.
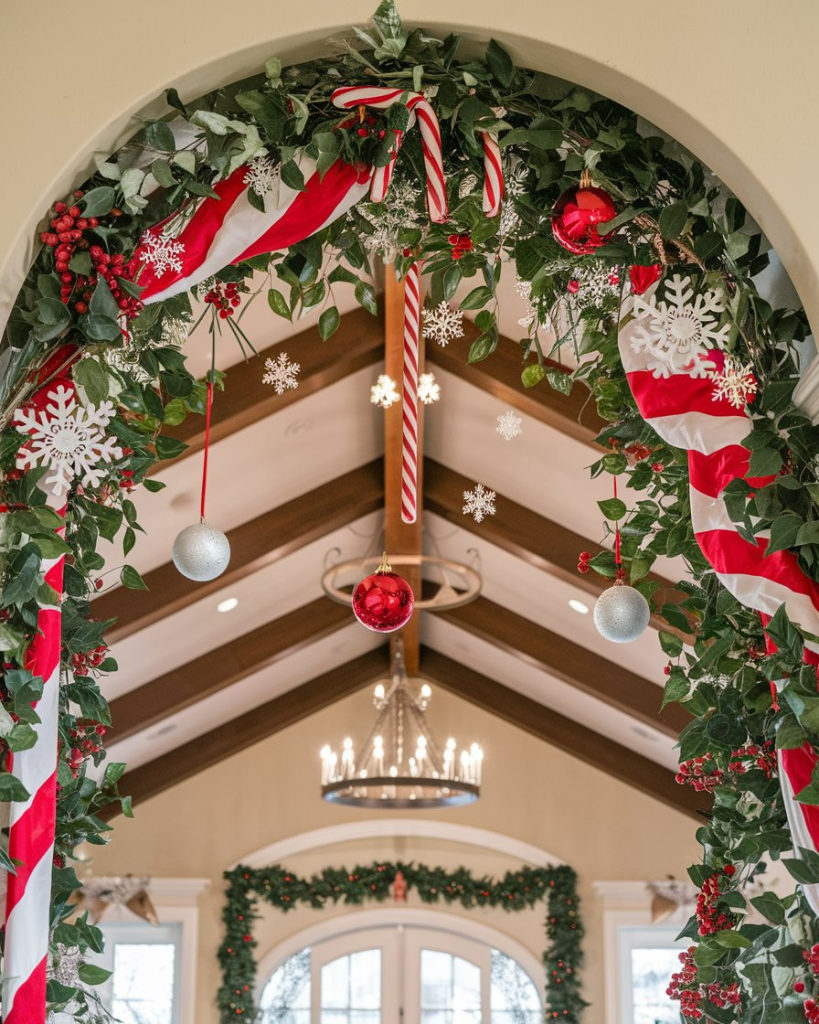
(320, 949), (381, 1023)
(260, 948), (311, 1024)
(420, 949), (481, 1024)
(490, 949), (541, 1023)
(111, 943), (176, 1024)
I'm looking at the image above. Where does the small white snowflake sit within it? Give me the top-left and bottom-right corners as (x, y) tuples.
(262, 352), (301, 395)
(139, 228), (185, 279)
(50, 944), (82, 988)
(567, 264), (621, 305)
(370, 374), (400, 409)
(463, 483), (497, 523)
(458, 174), (479, 199)
(504, 159), (530, 198)
(422, 301), (465, 346)
(630, 273), (731, 378)
(417, 372), (441, 405)
(243, 154), (281, 198)
(496, 410), (523, 441)
(361, 178), (421, 263)
(15, 385), (123, 497)
(708, 356), (758, 408)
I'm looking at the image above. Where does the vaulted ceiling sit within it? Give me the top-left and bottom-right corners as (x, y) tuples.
(95, 269), (708, 823)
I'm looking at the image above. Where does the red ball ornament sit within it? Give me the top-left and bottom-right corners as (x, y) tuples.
(551, 178), (617, 254)
(352, 552), (414, 633)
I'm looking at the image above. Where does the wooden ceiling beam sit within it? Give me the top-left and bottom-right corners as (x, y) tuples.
(162, 305), (384, 466)
(97, 460), (384, 644)
(100, 648), (390, 818)
(419, 647), (706, 820)
(436, 596), (689, 737)
(424, 458), (691, 635)
(427, 327), (606, 448)
(107, 596), (353, 743)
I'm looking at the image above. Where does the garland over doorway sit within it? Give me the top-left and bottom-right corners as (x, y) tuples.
(218, 860), (584, 1021)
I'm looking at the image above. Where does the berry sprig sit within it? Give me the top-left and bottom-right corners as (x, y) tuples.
(70, 645), (108, 678)
(695, 867), (736, 936)
(676, 753), (724, 793)
(204, 281), (242, 319)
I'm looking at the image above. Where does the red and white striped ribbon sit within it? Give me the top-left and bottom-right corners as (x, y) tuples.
(400, 261), (422, 524)
(481, 132), (503, 218)
(332, 87), (448, 223)
(130, 152), (372, 305)
(3, 381), (69, 1023)
(619, 279), (819, 911)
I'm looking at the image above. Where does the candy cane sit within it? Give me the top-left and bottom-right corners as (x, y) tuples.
(332, 87), (448, 223)
(618, 277), (819, 912)
(3, 381), (68, 1023)
(481, 132), (503, 218)
(401, 260), (422, 524)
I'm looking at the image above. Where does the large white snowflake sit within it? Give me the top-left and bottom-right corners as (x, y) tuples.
(630, 273), (731, 378)
(243, 154), (281, 198)
(422, 301), (464, 346)
(262, 352), (300, 395)
(417, 372), (441, 405)
(15, 385), (123, 497)
(496, 410), (523, 441)
(708, 355), (758, 408)
(463, 483), (497, 523)
(139, 228), (185, 279)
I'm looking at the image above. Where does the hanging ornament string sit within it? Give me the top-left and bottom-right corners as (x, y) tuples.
(613, 475), (624, 582)
(401, 258), (422, 524)
(199, 380), (213, 523)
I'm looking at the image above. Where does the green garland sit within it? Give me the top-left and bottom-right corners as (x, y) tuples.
(218, 861), (584, 1022)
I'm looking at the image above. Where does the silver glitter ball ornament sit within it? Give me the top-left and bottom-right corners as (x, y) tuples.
(172, 521), (231, 582)
(593, 582), (650, 643)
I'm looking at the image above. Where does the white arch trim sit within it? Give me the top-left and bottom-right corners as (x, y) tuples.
(254, 905), (546, 1005)
(231, 819), (565, 870)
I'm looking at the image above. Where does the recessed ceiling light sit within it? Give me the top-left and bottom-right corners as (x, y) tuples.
(568, 599), (589, 615)
(217, 597), (239, 613)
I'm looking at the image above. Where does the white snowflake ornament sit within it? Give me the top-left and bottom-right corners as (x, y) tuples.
(630, 273), (731, 378)
(15, 385), (123, 498)
(417, 372), (441, 405)
(138, 228), (185, 279)
(243, 154), (281, 198)
(708, 356), (758, 408)
(422, 301), (464, 346)
(370, 374), (400, 409)
(262, 352), (300, 395)
(49, 944), (82, 988)
(458, 174), (479, 199)
(463, 483), (497, 523)
(496, 411), (523, 441)
(361, 179), (421, 263)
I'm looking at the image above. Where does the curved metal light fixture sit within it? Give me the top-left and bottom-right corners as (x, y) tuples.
(321, 552), (481, 612)
(320, 640), (482, 809)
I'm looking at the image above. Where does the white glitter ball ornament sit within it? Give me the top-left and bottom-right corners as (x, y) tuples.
(593, 582), (650, 643)
(172, 522), (231, 582)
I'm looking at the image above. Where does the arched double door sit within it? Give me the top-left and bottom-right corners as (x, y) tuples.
(260, 919), (542, 1023)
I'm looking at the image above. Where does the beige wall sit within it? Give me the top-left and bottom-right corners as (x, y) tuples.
(3, 1), (819, 334)
(87, 687), (699, 1023)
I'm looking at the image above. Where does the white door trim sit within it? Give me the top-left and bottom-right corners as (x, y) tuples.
(231, 819), (564, 870)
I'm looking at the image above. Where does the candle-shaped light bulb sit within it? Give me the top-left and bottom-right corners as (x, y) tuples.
(420, 683), (432, 699)
(374, 683), (385, 701)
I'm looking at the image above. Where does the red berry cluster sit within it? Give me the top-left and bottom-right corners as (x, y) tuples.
(676, 753), (724, 794)
(70, 644), (108, 677)
(577, 550), (591, 575)
(666, 947), (702, 1020)
(205, 281), (242, 319)
(806, 997), (819, 1024)
(695, 868), (736, 936)
(805, 944), (819, 974)
(40, 196), (141, 319)
(448, 234), (474, 260)
(728, 741), (776, 779)
(706, 981), (741, 1009)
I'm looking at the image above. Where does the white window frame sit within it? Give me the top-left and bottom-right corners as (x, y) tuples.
(594, 881), (689, 1024)
(88, 876), (209, 1024)
(95, 919), (183, 1024)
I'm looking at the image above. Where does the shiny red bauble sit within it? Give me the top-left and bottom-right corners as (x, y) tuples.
(352, 568), (414, 633)
(551, 185), (617, 254)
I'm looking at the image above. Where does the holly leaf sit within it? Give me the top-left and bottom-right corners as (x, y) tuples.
(267, 288), (291, 319)
(120, 565), (148, 591)
(80, 186), (115, 217)
(280, 160), (306, 192)
(0, 773), (31, 801)
(658, 201), (688, 239)
(486, 39), (514, 87)
(318, 307), (340, 340)
(355, 281), (378, 317)
(750, 892), (787, 925)
(597, 497), (626, 521)
(766, 512), (803, 556)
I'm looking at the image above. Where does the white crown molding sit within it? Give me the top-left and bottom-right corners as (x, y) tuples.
(231, 819), (565, 870)
(592, 880), (652, 908)
(148, 877), (211, 904)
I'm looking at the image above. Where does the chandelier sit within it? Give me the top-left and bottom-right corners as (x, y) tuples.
(320, 641), (482, 808)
